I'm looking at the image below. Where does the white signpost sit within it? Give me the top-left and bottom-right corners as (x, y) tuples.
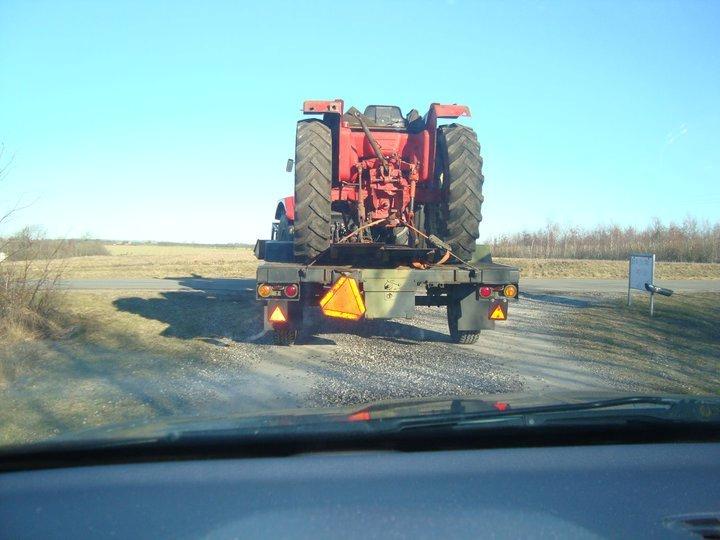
(628, 253), (655, 314)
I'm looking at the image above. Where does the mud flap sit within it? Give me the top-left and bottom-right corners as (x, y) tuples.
(449, 285), (495, 332)
(264, 300), (303, 331)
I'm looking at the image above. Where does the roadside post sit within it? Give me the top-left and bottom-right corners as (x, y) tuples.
(628, 253), (673, 316)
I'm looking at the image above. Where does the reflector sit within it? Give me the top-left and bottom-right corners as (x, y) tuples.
(268, 305), (287, 323)
(284, 284), (299, 298)
(503, 284), (518, 298)
(320, 276), (366, 320)
(489, 303), (507, 320)
(257, 284), (273, 298)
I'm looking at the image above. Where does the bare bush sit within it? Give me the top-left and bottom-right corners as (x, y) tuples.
(0, 228), (68, 340)
(490, 218), (720, 262)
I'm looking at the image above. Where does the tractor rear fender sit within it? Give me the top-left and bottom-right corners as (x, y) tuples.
(424, 103), (472, 181)
(275, 196), (295, 221)
(302, 100), (344, 116)
(426, 103), (471, 122)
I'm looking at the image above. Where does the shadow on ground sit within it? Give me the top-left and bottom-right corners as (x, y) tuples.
(112, 277), (451, 345)
(521, 292), (594, 308)
(113, 277), (263, 343)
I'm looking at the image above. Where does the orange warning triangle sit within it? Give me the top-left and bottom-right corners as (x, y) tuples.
(269, 305), (287, 322)
(489, 304), (507, 320)
(320, 276), (366, 320)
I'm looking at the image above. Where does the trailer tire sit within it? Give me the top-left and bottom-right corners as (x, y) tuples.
(452, 330), (480, 345)
(436, 124), (484, 261)
(294, 120), (333, 262)
(274, 326), (298, 346)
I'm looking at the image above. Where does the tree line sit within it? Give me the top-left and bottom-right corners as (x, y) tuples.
(490, 218), (720, 262)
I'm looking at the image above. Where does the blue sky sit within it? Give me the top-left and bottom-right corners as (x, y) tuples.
(1, 0), (718, 243)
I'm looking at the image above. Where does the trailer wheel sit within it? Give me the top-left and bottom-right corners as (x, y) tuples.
(447, 302), (480, 345)
(294, 120), (333, 262)
(273, 326), (298, 346)
(436, 124), (484, 261)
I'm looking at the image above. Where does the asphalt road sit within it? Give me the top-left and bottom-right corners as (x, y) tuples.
(59, 277), (720, 293)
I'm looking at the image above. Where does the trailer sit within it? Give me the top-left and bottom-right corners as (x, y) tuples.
(254, 240), (519, 345)
(256, 99), (519, 345)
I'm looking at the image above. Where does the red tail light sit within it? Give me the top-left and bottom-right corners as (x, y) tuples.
(284, 284), (299, 298)
(479, 286), (492, 298)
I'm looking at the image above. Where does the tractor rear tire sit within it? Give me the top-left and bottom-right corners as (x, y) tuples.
(436, 124), (484, 262)
(294, 120), (333, 262)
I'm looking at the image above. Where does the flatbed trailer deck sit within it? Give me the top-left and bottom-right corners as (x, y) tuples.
(255, 241), (520, 345)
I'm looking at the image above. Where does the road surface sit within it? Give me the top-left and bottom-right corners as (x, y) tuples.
(59, 277), (720, 293)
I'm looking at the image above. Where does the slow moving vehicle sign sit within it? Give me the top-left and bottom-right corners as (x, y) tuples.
(489, 298), (508, 320)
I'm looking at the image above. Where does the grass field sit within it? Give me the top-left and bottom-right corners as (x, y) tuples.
(55, 244), (259, 279)
(495, 257), (720, 280)
(550, 292), (720, 395)
(44, 244), (720, 280)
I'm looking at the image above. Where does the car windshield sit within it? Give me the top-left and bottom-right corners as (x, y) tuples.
(0, 1), (718, 451)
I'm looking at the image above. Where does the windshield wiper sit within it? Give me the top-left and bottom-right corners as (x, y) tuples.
(354, 395), (720, 431)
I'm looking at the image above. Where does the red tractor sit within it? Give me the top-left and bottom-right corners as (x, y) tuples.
(275, 99), (484, 263)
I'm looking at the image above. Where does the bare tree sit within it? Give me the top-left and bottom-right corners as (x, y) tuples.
(0, 145), (69, 339)
(491, 219), (720, 263)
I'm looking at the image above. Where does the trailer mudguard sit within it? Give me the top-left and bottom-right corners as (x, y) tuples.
(449, 285), (496, 332)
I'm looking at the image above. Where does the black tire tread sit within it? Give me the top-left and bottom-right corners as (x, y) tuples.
(437, 124), (484, 261)
(273, 327), (297, 346)
(294, 120), (332, 261)
(452, 331), (480, 345)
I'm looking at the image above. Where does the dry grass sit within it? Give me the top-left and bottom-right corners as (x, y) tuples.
(496, 257), (720, 280)
(0, 289), (264, 444)
(552, 292), (720, 395)
(25, 244), (720, 281)
(56, 244), (259, 279)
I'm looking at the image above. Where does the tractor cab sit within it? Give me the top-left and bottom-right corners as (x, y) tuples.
(362, 105), (405, 127)
(343, 105), (426, 133)
(343, 105), (408, 130)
